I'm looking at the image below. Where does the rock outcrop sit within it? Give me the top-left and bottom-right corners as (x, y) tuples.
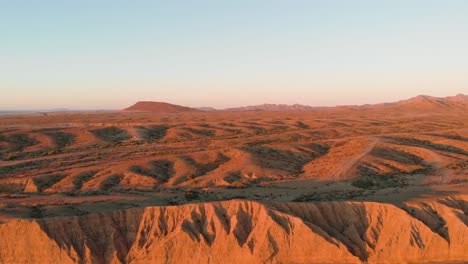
(124, 102), (196, 113)
(0, 199), (466, 264)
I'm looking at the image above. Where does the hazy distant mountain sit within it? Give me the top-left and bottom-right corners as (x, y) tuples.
(0, 108), (75, 115)
(0, 110), (35, 115)
(445, 93), (468, 102)
(124, 101), (196, 113)
(123, 94), (467, 114)
(196, 107), (217, 111)
(225, 104), (315, 111)
(222, 94), (468, 111)
(361, 94), (468, 110)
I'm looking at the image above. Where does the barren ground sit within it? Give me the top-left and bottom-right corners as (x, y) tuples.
(0, 108), (466, 263)
(0, 108), (466, 219)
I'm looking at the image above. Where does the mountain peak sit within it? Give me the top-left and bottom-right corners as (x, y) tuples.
(446, 93), (468, 102)
(225, 103), (314, 111)
(124, 101), (196, 113)
(375, 94), (467, 110)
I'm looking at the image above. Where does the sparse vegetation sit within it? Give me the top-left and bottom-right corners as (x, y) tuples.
(65, 204), (89, 216)
(183, 127), (215, 137)
(66, 190), (109, 196)
(30, 205), (46, 218)
(371, 147), (423, 165)
(3, 134), (38, 152)
(3, 153), (17, 161)
(33, 174), (66, 192)
(100, 174), (123, 190)
(181, 154), (230, 179)
(72, 171), (97, 191)
(129, 160), (174, 182)
(90, 127), (131, 142)
(0, 160), (43, 175)
(224, 172), (242, 184)
(227, 182), (247, 189)
(241, 145), (309, 173)
(295, 121), (309, 129)
(184, 189), (201, 201)
(44, 131), (75, 148)
(352, 165), (407, 190)
(136, 125), (168, 142)
(385, 136), (468, 156)
(293, 190), (367, 202)
(446, 161), (468, 170)
(427, 133), (468, 142)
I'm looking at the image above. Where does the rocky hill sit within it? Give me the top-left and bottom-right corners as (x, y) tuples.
(124, 101), (196, 113)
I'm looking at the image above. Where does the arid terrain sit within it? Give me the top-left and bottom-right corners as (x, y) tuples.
(0, 95), (467, 263)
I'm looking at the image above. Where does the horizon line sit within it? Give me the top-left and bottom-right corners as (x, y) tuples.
(1, 93), (466, 112)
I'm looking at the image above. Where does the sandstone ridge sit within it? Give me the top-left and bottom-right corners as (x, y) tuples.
(0, 199), (466, 264)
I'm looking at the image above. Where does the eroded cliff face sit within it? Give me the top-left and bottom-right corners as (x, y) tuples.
(0, 199), (466, 264)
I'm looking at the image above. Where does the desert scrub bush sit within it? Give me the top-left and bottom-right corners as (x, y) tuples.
(31, 128), (63, 133)
(293, 190), (367, 202)
(184, 189), (201, 201)
(136, 125), (168, 142)
(4, 134), (38, 152)
(100, 174), (123, 190)
(295, 121), (309, 129)
(180, 154), (230, 178)
(241, 145), (309, 173)
(3, 153), (17, 161)
(30, 205), (46, 218)
(166, 198), (181, 206)
(297, 143), (330, 157)
(371, 147), (423, 165)
(46, 149), (59, 156)
(385, 136), (468, 156)
(224, 172), (242, 184)
(183, 127), (215, 137)
(446, 161), (468, 170)
(44, 131), (75, 148)
(228, 195), (247, 200)
(352, 174), (407, 190)
(65, 204), (89, 216)
(0, 160), (42, 175)
(406, 165), (431, 174)
(223, 128), (243, 134)
(90, 127), (131, 142)
(73, 171), (97, 191)
(352, 163), (409, 189)
(427, 133), (468, 142)
(271, 125), (289, 131)
(249, 126), (267, 135)
(129, 160), (173, 182)
(33, 174), (66, 192)
(227, 182), (246, 189)
(69, 190), (109, 196)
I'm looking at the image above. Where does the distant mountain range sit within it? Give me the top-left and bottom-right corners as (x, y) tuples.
(0, 108), (73, 115)
(225, 104), (315, 111)
(195, 107), (217, 111)
(2, 94), (466, 115)
(123, 94), (468, 113)
(360, 94), (468, 110)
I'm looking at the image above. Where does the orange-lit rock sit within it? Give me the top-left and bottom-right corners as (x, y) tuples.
(0, 199), (466, 264)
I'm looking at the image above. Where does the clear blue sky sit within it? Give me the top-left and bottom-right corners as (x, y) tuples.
(1, 0), (467, 110)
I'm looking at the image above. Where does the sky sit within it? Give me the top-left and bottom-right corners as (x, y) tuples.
(1, 0), (467, 110)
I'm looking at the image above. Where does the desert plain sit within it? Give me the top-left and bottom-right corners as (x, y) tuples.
(0, 95), (467, 263)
